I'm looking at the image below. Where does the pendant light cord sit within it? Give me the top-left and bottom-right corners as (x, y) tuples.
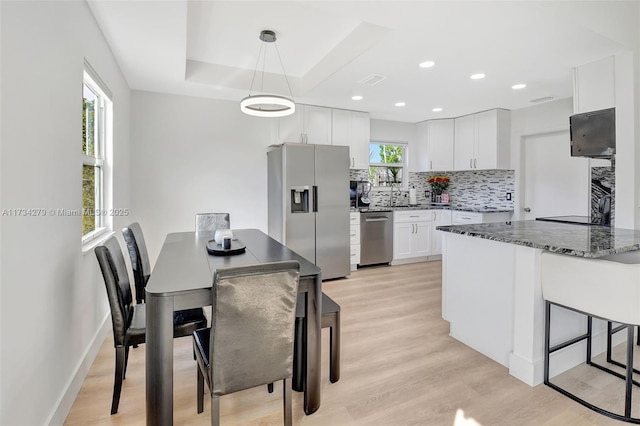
(247, 41), (264, 97)
(274, 42), (295, 102)
(247, 34), (295, 101)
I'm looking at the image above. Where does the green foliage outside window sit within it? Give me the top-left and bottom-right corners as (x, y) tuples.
(82, 96), (96, 235)
(369, 143), (405, 186)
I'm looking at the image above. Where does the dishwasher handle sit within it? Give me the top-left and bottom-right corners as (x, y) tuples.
(364, 216), (390, 222)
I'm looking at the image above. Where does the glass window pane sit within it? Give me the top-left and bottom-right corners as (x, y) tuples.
(82, 164), (97, 235)
(369, 143), (403, 164)
(83, 84), (97, 157)
(369, 166), (403, 186)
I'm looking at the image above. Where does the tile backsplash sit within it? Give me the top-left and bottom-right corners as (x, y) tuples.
(350, 169), (515, 209)
(591, 162), (615, 224)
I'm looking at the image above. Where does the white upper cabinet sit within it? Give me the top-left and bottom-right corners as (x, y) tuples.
(454, 109), (510, 170)
(428, 119), (454, 171)
(453, 115), (475, 170)
(332, 109), (371, 169)
(413, 119), (454, 172)
(277, 104), (332, 145)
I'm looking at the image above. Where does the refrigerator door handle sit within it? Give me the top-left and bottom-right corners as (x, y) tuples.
(312, 185), (318, 212)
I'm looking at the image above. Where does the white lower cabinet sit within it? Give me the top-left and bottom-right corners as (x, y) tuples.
(431, 210), (452, 255)
(392, 210), (433, 264)
(350, 212), (361, 270)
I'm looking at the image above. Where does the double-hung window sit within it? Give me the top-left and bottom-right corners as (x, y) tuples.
(82, 67), (112, 244)
(369, 141), (407, 188)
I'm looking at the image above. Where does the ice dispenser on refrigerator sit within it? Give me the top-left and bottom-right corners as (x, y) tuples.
(291, 186), (309, 213)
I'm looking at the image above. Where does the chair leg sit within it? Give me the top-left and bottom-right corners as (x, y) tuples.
(123, 345), (130, 380)
(267, 383), (274, 393)
(330, 312), (340, 383)
(111, 346), (126, 415)
(292, 317), (305, 392)
(283, 378), (292, 426)
(197, 367), (204, 414)
(211, 394), (220, 426)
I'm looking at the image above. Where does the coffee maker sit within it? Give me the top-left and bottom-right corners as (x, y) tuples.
(350, 180), (371, 208)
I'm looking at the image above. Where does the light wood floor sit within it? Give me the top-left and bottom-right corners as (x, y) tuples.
(66, 261), (628, 425)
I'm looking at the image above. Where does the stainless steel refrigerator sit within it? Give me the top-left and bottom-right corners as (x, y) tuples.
(268, 143), (350, 280)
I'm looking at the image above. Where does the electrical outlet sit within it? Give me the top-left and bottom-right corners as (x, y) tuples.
(506, 192), (512, 201)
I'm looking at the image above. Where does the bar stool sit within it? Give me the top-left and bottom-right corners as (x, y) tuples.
(541, 250), (640, 423)
(267, 292), (341, 394)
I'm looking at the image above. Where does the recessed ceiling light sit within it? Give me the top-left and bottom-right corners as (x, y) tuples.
(419, 61), (435, 68)
(432, 107), (443, 112)
(395, 102), (406, 107)
(512, 84), (527, 90)
(470, 73), (486, 80)
(352, 95), (363, 101)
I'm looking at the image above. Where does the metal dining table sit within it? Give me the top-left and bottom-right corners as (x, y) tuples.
(145, 229), (322, 425)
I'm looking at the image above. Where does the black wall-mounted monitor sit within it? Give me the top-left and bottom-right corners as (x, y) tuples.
(570, 107), (615, 158)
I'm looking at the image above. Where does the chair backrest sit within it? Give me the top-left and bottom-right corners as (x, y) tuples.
(95, 236), (134, 347)
(195, 213), (230, 234)
(122, 222), (151, 304)
(210, 261), (300, 396)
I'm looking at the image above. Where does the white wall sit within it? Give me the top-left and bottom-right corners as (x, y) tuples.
(0, 2), (131, 424)
(130, 91), (276, 263)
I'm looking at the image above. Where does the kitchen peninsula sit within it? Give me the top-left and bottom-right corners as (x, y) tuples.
(437, 221), (640, 387)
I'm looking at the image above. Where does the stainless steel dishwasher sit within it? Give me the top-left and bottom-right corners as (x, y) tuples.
(359, 211), (393, 266)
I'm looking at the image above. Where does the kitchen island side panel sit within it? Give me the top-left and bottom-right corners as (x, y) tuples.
(442, 231), (618, 386)
(443, 233), (516, 368)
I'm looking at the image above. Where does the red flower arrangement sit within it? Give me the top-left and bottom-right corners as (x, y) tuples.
(428, 175), (450, 195)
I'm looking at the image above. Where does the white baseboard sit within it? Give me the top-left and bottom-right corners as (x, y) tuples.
(47, 314), (110, 426)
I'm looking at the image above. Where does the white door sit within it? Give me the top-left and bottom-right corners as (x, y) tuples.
(522, 130), (589, 220)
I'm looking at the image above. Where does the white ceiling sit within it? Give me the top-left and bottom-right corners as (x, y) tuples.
(87, 1), (628, 123)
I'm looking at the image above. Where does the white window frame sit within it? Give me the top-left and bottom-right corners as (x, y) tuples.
(369, 140), (408, 190)
(82, 66), (113, 247)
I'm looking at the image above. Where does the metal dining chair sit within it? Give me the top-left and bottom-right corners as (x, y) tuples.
(95, 236), (207, 414)
(193, 261), (300, 426)
(195, 212), (230, 234)
(122, 222), (207, 326)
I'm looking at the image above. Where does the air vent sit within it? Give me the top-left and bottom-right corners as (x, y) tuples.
(359, 74), (387, 86)
(530, 96), (555, 103)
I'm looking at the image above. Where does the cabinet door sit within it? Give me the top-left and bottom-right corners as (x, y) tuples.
(431, 210), (452, 255)
(393, 222), (414, 259)
(428, 119), (454, 171)
(277, 109), (303, 143)
(304, 105), (332, 145)
(332, 109), (370, 169)
(413, 121), (430, 172)
(413, 221), (432, 256)
(331, 109), (350, 146)
(476, 110), (498, 169)
(454, 115), (475, 170)
(350, 111), (370, 169)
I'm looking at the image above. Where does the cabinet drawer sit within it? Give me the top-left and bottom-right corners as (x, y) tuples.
(350, 212), (360, 225)
(394, 209), (433, 223)
(350, 244), (361, 263)
(350, 225), (360, 244)
(451, 211), (483, 225)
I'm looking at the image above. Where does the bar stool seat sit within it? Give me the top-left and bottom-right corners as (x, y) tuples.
(293, 292), (341, 390)
(541, 250), (640, 423)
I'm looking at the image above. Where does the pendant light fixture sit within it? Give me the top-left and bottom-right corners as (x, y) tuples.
(241, 30), (296, 118)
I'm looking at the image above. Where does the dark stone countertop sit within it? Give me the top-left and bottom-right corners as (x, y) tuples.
(436, 220), (640, 258)
(351, 204), (513, 213)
